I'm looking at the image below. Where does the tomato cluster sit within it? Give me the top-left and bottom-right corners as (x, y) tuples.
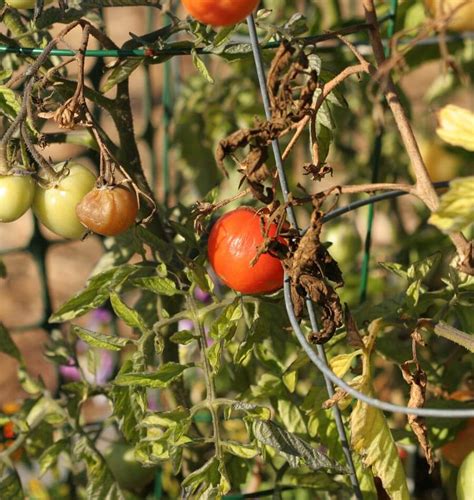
(0, 163), (138, 239)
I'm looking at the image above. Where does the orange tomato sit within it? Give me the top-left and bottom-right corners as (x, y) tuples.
(441, 390), (474, 467)
(181, 0), (260, 26)
(76, 185), (138, 237)
(207, 207), (285, 295)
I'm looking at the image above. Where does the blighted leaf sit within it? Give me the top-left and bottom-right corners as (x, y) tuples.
(72, 325), (131, 351)
(429, 177), (474, 233)
(0, 323), (22, 362)
(50, 265), (139, 322)
(114, 362), (188, 388)
(102, 58), (143, 93)
(400, 355), (434, 472)
(436, 105), (474, 151)
(253, 420), (346, 473)
(329, 350), (362, 379)
(350, 320), (410, 499)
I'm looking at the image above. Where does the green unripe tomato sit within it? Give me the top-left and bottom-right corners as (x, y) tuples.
(5, 0), (53, 9)
(104, 442), (156, 492)
(323, 220), (362, 264)
(457, 450), (474, 500)
(33, 163), (96, 239)
(0, 173), (36, 223)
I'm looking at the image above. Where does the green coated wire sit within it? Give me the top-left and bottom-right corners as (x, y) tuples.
(359, 0), (398, 303)
(162, 39), (172, 205)
(0, 16), (399, 60)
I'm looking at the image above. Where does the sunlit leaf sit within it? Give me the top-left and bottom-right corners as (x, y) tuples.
(429, 177), (474, 233)
(71, 325), (131, 351)
(114, 362), (189, 388)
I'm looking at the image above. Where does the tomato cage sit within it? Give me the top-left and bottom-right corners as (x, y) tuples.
(0, 0), (473, 498)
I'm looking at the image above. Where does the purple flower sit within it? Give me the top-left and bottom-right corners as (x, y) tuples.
(194, 287), (212, 304)
(59, 362), (81, 382)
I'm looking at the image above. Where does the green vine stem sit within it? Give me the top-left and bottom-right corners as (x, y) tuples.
(187, 293), (224, 462)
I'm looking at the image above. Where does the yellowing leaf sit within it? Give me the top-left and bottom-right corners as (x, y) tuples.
(429, 177), (474, 233)
(329, 350), (362, 378)
(436, 105), (474, 151)
(350, 320), (410, 499)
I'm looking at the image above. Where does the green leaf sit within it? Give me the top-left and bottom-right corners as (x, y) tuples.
(0, 470), (23, 498)
(170, 329), (197, 345)
(74, 436), (125, 500)
(114, 362), (188, 388)
(39, 439), (69, 476)
(207, 341), (222, 373)
(429, 177), (474, 233)
(110, 292), (150, 335)
(142, 407), (190, 428)
(0, 85), (21, 121)
(71, 325), (130, 351)
(277, 399), (307, 434)
(50, 265), (139, 322)
(131, 276), (180, 296)
(110, 360), (146, 441)
(222, 441), (258, 459)
(0, 322), (22, 362)
(209, 299), (242, 341)
(253, 420), (346, 473)
(101, 58), (143, 93)
(192, 49), (214, 84)
(182, 457), (220, 497)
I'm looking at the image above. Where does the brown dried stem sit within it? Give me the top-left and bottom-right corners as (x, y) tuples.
(362, 0), (471, 267)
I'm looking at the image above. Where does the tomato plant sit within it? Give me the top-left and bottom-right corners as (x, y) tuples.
(0, 1), (473, 499)
(5, 0), (53, 9)
(0, 173), (35, 223)
(181, 0), (260, 26)
(76, 184), (138, 236)
(33, 163), (96, 239)
(207, 207), (285, 294)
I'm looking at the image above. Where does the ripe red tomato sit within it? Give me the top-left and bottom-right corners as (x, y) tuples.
(181, 0), (259, 27)
(76, 184), (138, 236)
(207, 207), (285, 294)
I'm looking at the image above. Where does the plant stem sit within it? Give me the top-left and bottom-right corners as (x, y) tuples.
(187, 294), (223, 461)
(362, 0), (472, 265)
